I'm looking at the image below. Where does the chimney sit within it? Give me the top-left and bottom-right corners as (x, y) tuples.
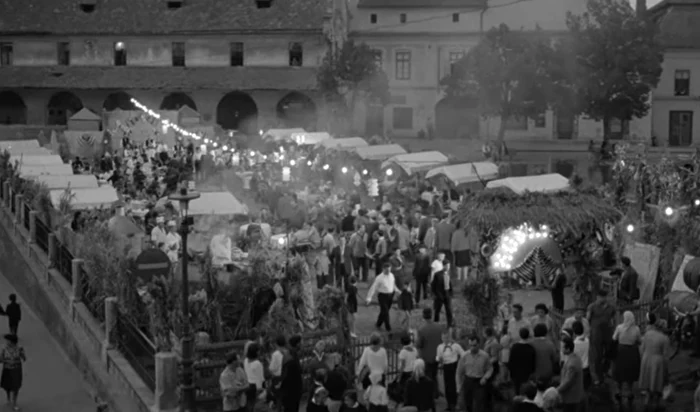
(636, 0), (646, 17)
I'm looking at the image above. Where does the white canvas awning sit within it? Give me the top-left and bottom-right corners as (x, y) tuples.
(426, 162), (499, 185)
(34, 175), (99, 190)
(167, 191), (249, 216)
(263, 128), (306, 141)
(50, 187), (119, 210)
(18, 164), (74, 177)
(382, 151), (449, 175)
(355, 144), (407, 161)
(485, 173), (570, 194)
(318, 137), (369, 150)
(5, 147), (54, 156)
(291, 131), (331, 145)
(0, 140), (41, 151)
(10, 154), (64, 166)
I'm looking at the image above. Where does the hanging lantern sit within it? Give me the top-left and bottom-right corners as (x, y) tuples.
(282, 167), (291, 182)
(232, 153), (240, 166)
(368, 178), (379, 197)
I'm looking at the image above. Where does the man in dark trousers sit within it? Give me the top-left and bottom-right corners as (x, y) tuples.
(431, 260), (453, 327)
(618, 256), (639, 305)
(416, 307), (443, 408)
(508, 328), (536, 395)
(5, 294), (20, 336)
(280, 335), (303, 412)
(413, 245), (431, 304)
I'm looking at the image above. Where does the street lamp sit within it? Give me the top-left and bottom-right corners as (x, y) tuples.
(168, 183), (200, 412)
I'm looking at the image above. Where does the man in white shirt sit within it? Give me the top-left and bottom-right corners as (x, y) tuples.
(366, 262), (396, 332)
(150, 216), (167, 249)
(507, 304), (532, 343)
(164, 221), (181, 262)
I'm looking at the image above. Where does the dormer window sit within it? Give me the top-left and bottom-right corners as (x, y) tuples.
(167, 0), (183, 9)
(256, 0), (272, 9)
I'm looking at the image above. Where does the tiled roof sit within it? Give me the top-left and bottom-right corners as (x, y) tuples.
(652, 3), (700, 48)
(0, 0), (327, 34)
(0, 66), (318, 90)
(358, 0), (485, 8)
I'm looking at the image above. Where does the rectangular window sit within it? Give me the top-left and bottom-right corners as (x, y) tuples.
(449, 51), (463, 74)
(289, 42), (303, 67)
(395, 51), (411, 80)
(392, 107), (413, 130)
(171, 42), (185, 67)
(400, 13), (407, 23)
(113, 42), (127, 66)
(674, 69), (690, 96)
(452, 13), (460, 22)
(57, 42), (70, 66)
(370, 13), (377, 24)
(669, 110), (693, 147)
(0, 43), (13, 66)
(230, 42), (244, 66)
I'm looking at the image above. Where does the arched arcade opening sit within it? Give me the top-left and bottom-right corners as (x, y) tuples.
(276, 92), (317, 130)
(47, 91), (83, 125)
(216, 91), (258, 134)
(0, 91), (27, 125)
(103, 91), (136, 111)
(160, 93), (197, 111)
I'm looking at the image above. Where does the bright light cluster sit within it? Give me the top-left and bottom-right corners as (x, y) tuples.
(492, 224), (550, 271)
(130, 98), (213, 144)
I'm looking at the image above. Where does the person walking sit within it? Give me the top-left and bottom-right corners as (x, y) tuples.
(403, 359), (435, 412)
(436, 329), (464, 412)
(556, 337), (584, 412)
(530, 324), (559, 384)
(612, 311), (641, 409)
(4, 295), (20, 337)
(0, 334), (25, 411)
(431, 260), (453, 327)
(366, 263), (396, 332)
(416, 308), (443, 406)
(587, 290), (615, 385)
(639, 315), (671, 412)
(349, 226), (369, 282)
(357, 333), (388, 389)
(456, 335), (493, 412)
(412, 245), (431, 304)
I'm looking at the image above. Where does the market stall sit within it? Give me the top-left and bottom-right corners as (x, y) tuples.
(262, 128), (306, 142)
(318, 137), (369, 150)
(426, 162), (499, 186)
(0, 140), (41, 151)
(355, 144), (407, 161)
(382, 151), (449, 176)
(34, 174), (100, 190)
(169, 191), (249, 216)
(18, 164), (74, 177)
(291, 131), (331, 146)
(50, 186), (120, 210)
(10, 154), (64, 166)
(485, 173), (569, 194)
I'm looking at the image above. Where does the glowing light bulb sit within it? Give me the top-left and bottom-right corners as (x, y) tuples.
(323, 164), (330, 170)
(115, 41), (125, 50)
(665, 206), (673, 216)
(204, 139), (210, 144)
(259, 130), (263, 136)
(278, 237), (285, 245)
(307, 160), (312, 166)
(200, 144), (206, 151)
(263, 155), (268, 160)
(386, 169), (393, 176)
(222, 145), (229, 151)
(290, 160), (296, 166)
(362, 169), (368, 175)
(626, 224), (634, 233)
(213, 142), (218, 148)
(695, 199), (700, 206)
(279, 154), (285, 160)
(250, 151), (255, 157)
(341, 167), (348, 174)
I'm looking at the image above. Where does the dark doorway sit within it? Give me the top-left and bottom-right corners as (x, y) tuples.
(669, 110), (693, 147)
(553, 160), (576, 178)
(160, 93), (197, 111)
(276, 92), (316, 130)
(0, 91), (27, 125)
(216, 91), (258, 133)
(556, 111), (575, 140)
(103, 91), (136, 111)
(47, 91), (83, 125)
(435, 97), (478, 139)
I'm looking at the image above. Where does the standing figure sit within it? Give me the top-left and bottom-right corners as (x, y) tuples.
(5, 295), (20, 337)
(0, 334), (25, 411)
(612, 311), (641, 408)
(587, 290), (615, 385)
(638, 315), (671, 412)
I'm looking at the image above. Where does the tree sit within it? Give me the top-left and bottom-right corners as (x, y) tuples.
(565, 0), (663, 138)
(441, 24), (556, 143)
(317, 40), (390, 134)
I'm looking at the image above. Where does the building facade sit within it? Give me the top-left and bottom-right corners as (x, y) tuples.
(0, 0), (347, 134)
(349, 0), (650, 140)
(650, 0), (700, 148)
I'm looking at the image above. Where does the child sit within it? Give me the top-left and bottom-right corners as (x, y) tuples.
(397, 334), (417, 385)
(5, 294), (20, 337)
(316, 249), (330, 289)
(307, 387), (329, 412)
(363, 372), (388, 412)
(436, 329), (464, 411)
(346, 276), (358, 338)
(340, 390), (367, 412)
(397, 283), (414, 330)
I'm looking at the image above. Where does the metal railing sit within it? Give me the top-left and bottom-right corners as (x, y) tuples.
(10, 192), (15, 214)
(35, 218), (49, 254)
(56, 244), (74, 285)
(115, 314), (156, 392)
(22, 202), (30, 230)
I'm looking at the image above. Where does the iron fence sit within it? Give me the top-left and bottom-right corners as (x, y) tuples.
(22, 202), (30, 230)
(81, 267), (105, 322)
(35, 218), (49, 254)
(115, 314), (156, 392)
(56, 244), (74, 285)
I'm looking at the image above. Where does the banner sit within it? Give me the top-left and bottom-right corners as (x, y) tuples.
(623, 242), (660, 302)
(63, 130), (105, 159)
(104, 109), (178, 147)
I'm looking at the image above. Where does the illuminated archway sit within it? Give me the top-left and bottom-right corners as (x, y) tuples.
(0, 91), (27, 125)
(47, 91), (83, 125)
(103, 91), (136, 111)
(276, 92), (317, 130)
(216, 91), (258, 134)
(160, 92), (197, 111)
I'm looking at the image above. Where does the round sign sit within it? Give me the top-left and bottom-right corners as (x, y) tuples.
(133, 248), (172, 283)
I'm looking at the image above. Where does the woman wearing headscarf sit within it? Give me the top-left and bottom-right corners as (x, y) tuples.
(639, 314), (671, 412)
(402, 359), (435, 412)
(612, 311), (642, 408)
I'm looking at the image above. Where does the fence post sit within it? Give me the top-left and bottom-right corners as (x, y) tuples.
(71, 258), (84, 306)
(153, 352), (179, 412)
(102, 297), (118, 364)
(14, 194), (23, 223)
(28, 211), (37, 244)
(48, 233), (57, 269)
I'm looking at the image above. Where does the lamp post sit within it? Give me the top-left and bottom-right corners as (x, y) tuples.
(169, 184), (200, 412)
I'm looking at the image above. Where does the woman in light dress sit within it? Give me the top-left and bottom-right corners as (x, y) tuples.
(638, 314), (671, 412)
